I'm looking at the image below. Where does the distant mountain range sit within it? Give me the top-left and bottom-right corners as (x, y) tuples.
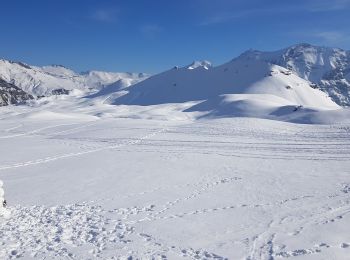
(0, 59), (148, 105)
(0, 43), (349, 112)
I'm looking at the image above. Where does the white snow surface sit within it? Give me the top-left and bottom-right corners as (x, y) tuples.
(0, 96), (350, 259)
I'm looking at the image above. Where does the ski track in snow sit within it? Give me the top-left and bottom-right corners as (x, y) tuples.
(3, 124), (23, 132)
(0, 120), (100, 139)
(0, 123), (80, 139)
(0, 118), (350, 259)
(0, 127), (169, 171)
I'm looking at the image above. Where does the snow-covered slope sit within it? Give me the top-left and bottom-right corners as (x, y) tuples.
(112, 58), (339, 121)
(240, 43), (350, 106)
(114, 59), (336, 107)
(81, 70), (148, 90)
(0, 59), (148, 97)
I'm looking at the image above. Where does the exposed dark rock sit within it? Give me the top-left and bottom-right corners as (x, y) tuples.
(310, 83), (318, 89)
(0, 78), (34, 106)
(51, 88), (70, 95)
(8, 60), (32, 70)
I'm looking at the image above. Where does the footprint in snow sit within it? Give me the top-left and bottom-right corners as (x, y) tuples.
(341, 184), (350, 194)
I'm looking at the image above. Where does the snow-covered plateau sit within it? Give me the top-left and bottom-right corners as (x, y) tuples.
(0, 43), (350, 259)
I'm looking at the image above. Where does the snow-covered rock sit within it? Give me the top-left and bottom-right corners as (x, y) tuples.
(0, 78), (34, 106)
(186, 60), (212, 70)
(240, 43), (350, 106)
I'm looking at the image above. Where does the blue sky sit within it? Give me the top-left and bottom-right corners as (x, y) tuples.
(0, 0), (349, 73)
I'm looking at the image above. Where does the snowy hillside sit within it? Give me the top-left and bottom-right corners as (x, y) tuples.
(112, 58), (339, 122)
(240, 43), (350, 106)
(0, 59), (148, 97)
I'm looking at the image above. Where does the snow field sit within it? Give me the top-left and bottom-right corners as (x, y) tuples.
(0, 114), (349, 259)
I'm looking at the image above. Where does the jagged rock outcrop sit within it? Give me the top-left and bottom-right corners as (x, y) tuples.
(0, 78), (34, 106)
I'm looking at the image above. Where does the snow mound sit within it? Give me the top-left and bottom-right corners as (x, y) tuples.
(185, 94), (349, 124)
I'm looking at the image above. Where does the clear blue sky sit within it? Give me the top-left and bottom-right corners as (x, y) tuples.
(0, 0), (349, 73)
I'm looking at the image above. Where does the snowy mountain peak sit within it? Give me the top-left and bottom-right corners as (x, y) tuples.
(186, 60), (212, 70)
(0, 59), (32, 70)
(50, 64), (68, 68)
(238, 43), (350, 106)
(240, 43), (349, 68)
(282, 44), (348, 70)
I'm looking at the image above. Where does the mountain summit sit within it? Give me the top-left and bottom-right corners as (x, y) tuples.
(239, 43), (350, 106)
